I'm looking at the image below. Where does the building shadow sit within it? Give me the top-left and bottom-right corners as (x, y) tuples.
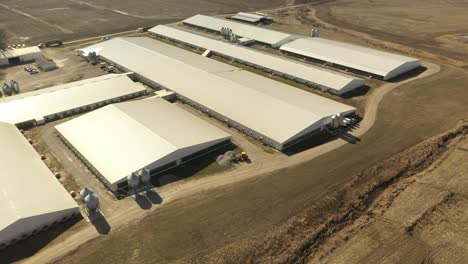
(145, 190), (163, 205)
(284, 116), (362, 156)
(134, 194), (152, 210)
(155, 174), (181, 187)
(283, 130), (340, 156)
(388, 66), (427, 83)
(151, 143), (236, 187)
(90, 211), (111, 234)
(338, 132), (361, 144)
(0, 215), (82, 264)
(341, 85), (371, 99)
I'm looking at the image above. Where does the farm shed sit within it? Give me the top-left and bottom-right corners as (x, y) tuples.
(230, 12), (270, 24)
(55, 97), (231, 196)
(78, 37), (356, 151)
(36, 57), (58, 72)
(0, 74), (146, 129)
(149, 25), (365, 95)
(0, 47), (42, 66)
(0, 122), (79, 249)
(183, 14), (298, 47)
(280, 38), (421, 80)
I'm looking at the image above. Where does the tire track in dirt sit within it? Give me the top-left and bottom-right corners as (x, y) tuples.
(68, 0), (157, 19)
(0, 3), (73, 34)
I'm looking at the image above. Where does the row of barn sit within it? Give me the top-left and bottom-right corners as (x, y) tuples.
(78, 37), (356, 151)
(182, 14), (421, 80)
(69, 14), (423, 197)
(149, 25), (365, 95)
(1, 13), (422, 248)
(71, 13), (422, 196)
(0, 74), (148, 248)
(0, 74), (231, 247)
(74, 36), (356, 195)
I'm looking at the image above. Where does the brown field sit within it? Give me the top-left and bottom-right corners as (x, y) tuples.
(310, 122), (468, 263)
(0, 0), (287, 45)
(3, 0), (468, 263)
(313, 0), (468, 67)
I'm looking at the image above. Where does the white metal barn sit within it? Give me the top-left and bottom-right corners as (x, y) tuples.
(0, 74), (146, 128)
(78, 37), (356, 151)
(55, 97), (231, 196)
(280, 38), (421, 80)
(0, 122), (79, 249)
(149, 25), (365, 95)
(0, 47), (42, 66)
(230, 12), (269, 24)
(183, 14), (298, 47)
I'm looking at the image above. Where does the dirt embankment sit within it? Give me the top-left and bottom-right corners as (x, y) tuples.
(202, 120), (468, 263)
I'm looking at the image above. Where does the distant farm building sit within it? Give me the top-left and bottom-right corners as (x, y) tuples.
(0, 122), (79, 249)
(230, 12), (271, 24)
(183, 14), (299, 48)
(0, 74), (147, 129)
(280, 38), (421, 80)
(0, 47), (42, 66)
(149, 25), (365, 95)
(36, 57), (58, 72)
(56, 97), (231, 196)
(78, 37), (356, 151)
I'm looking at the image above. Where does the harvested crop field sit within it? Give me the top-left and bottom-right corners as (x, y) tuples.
(0, 0), (288, 45)
(313, 0), (468, 68)
(308, 121), (468, 263)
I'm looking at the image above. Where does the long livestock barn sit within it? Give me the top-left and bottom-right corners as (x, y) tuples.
(0, 74), (146, 129)
(0, 122), (79, 249)
(280, 38), (421, 80)
(78, 37), (355, 151)
(56, 97), (231, 196)
(183, 14), (298, 47)
(149, 25), (365, 95)
(230, 12), (270, 24)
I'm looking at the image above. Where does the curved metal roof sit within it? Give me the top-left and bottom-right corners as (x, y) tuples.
(0, 122), (78, 244)
(0, 74), (146, 125)
(183, 14), (299, 47)
(78, 37), (355, 148)
(55, 97), (230, 185)
(280, 38), (421, 80)
(149, 25), (365, 94)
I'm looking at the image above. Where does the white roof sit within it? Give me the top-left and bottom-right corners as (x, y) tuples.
(0, 46), (41, 59)
(55, 97), (230, 185)
(150, 25), (365, 94)
(0, 74), (146, 125)
(183, 14), (298, 47)
(0, 122), (78, 242)
(79, 37), (355, 146)
(231, 12), (265, 23)
(280, 38), (421, 80)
